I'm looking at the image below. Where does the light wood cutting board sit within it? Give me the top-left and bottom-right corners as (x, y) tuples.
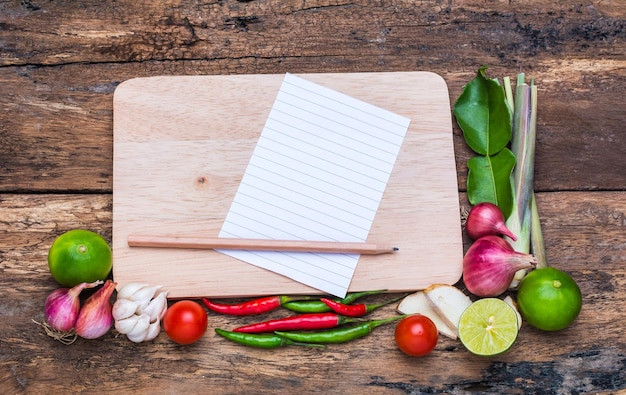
(112, 72), (463, 298)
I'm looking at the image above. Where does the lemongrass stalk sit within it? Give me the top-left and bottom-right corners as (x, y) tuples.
(527, 82), (548, 269)
(503, 76), (515, 112)
(506, 74), (537, 288)
(530, 191), (548, 268)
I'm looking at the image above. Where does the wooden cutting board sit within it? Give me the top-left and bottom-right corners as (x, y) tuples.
(112, 72), (463, 298)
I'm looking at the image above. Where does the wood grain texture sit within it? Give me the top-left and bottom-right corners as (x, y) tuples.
(1, 1), (625, 192)
(1, 0), (625, 393)
(112, 72), (463, 297)
(1, 1), (624, 66)
(2, 61), (625, 192)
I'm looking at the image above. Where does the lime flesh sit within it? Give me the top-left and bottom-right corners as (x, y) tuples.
(458, 298), (519, 356)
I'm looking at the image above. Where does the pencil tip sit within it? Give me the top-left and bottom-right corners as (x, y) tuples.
(393, 247), (399, 251)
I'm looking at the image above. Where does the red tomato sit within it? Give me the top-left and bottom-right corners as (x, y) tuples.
(162, 300), (208, 345)
(394, 314), (438, 357)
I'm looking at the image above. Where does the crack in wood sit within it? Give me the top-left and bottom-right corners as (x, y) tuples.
(368, 348), (626, 394)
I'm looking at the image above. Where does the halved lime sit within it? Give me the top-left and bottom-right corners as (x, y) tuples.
(458, 298), (519, 356)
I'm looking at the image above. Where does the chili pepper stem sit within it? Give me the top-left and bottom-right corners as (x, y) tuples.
(371, 314), (407, 326)
(372, 294), (409, 309)
(282, 290), (388, 314)
(341, 289), (388, 304)
(321, 293), (409, 317)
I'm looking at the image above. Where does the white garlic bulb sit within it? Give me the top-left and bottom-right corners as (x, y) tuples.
(113, 283), (168, 343)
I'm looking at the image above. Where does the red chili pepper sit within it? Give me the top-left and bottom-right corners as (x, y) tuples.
(201, 295), (306, 316)
(319, 294), (407, 317)
(232, 313), (360, 333)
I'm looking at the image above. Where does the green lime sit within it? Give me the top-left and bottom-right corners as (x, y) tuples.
(516, 267), (582, 331)
(48, 229), (112, 287)
(458, 298), (519, 356)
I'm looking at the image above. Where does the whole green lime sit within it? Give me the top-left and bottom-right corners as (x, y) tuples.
(48, 229), (112, 287)
(516, 267), (582, 331)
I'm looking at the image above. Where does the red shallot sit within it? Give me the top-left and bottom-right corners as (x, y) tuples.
(463, 236), (537, 297)
(44, 281), (102, 332)
(75, 279), (117, 339)
(482, 234), (514, 251)
(465, 202), (518, 241)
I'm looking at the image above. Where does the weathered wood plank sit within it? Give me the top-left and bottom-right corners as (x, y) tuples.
(1, 0), (625, 192)
(1, 1), (624, 66)
(1, 60), (624, 192)
(1, 191), (625, 393)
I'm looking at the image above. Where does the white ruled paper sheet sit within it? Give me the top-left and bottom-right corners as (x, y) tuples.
(219, 73), (411, 297)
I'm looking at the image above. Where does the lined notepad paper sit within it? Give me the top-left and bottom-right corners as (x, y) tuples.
(219, 73), (411, 297)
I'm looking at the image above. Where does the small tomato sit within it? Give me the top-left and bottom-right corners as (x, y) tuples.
(394, 314), (438, 357)
(162, 300), (208, 345)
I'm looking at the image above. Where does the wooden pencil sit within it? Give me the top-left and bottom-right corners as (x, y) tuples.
(127, 235), (398, 255)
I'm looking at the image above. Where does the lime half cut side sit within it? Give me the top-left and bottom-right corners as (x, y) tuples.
(458, 298), (519, 356)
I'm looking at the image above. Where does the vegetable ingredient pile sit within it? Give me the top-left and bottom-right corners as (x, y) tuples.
(34, 66), (582, 359)
(451, 66), (583, 352)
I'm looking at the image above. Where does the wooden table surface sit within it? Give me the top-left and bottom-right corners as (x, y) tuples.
(1, 1), (625, 394)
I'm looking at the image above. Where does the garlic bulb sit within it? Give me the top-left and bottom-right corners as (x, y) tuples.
(113, 283), (168, 343)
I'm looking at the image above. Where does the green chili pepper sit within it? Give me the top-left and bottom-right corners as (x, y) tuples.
(215, 328), (325, 349)
(274, 315), (406, 344)
(282, 289), (387, 313)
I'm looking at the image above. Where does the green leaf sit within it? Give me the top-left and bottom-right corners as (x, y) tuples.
(453, 66), (512, 156)
(467, 148), (516, 218)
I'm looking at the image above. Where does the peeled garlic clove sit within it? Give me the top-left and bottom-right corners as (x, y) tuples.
(143, 320), (161, 342)
(115, 315), (140, 335)
(116, 283), (149, 300)
(129, 285), (162, 303)
(112, 298), (140, 321)
(138, 292), (168, 322)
